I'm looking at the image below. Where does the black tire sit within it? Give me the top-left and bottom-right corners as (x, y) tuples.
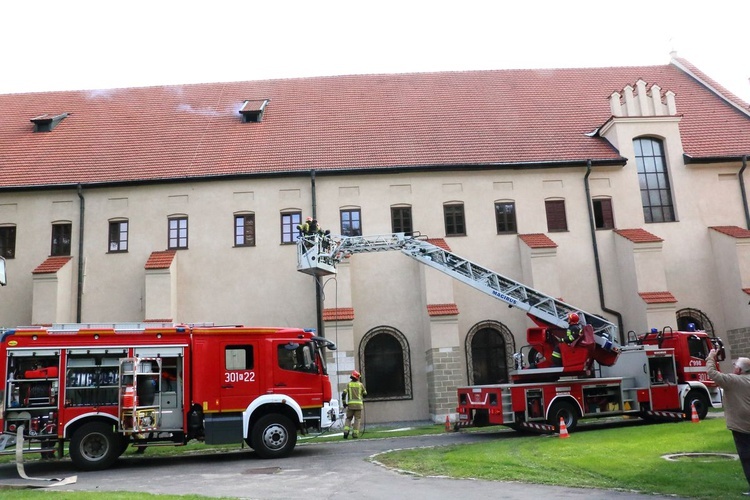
(684, 389), (710, 420)
(69, 422), (121, 471)
(548, 400), (579, 432)
(251, 414), (297, 459)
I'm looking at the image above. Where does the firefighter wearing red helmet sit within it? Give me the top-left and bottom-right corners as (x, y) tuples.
(342, 370), (367, 439)
(551, 312), (583, 367)
(565, 312), (582, 344)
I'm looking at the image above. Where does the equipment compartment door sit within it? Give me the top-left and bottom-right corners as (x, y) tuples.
(649, 384), (680, 411)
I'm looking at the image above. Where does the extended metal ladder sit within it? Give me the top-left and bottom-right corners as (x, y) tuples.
(297, 233), (619, 350)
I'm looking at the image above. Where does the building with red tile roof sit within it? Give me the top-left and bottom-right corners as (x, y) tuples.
(1, 56), (749, 424)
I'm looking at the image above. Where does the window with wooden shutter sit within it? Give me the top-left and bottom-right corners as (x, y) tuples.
(545, 200), (567, 232)
(592, 198), (614, 229)
(235, 214), (256, 247)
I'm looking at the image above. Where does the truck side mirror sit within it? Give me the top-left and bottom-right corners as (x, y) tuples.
(0, 256), (6, 286)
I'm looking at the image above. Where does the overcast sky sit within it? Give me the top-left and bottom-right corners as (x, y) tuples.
(2, 1), (749, 102)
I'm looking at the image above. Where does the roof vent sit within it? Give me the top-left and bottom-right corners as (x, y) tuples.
(30, 112), (69, 132)
(239, 99), (269, 123)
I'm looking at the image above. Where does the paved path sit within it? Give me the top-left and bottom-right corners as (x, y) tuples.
(0, 427), (681, 499)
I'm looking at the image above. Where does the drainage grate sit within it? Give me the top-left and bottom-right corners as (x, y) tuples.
(242, 467), (282, 475)
(662, 453), (738, 462)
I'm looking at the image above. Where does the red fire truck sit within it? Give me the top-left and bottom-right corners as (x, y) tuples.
(0, 323), (336, 470)
(456, 322), (725, 433)
(295, 232), (726, 434)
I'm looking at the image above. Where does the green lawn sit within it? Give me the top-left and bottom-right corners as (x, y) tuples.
(1, 418), (746, 499)
(375, 418), (746, 499)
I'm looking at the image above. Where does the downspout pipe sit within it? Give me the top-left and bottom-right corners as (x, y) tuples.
(739, 156), (750, 230)
(76, 184), (85, 323)
(584, 161), (624, 344)
(311, 170), (325, 338)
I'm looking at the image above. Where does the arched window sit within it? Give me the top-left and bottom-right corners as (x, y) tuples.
(465, 321), (515, 385)
(634, 137), (675, 223)
(676, 308), (714, 336)
(359, 326), (412, 400)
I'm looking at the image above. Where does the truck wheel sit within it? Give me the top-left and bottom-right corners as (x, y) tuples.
(683, 390), (710, 420)
(69, 422), (120, 471)
(548, 401), (578, 432)
(251, 414), (297, 459)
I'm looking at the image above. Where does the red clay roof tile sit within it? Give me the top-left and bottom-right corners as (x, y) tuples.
(614, 228), (663, 243)
(32, 256), (73, 274)
(639, 291), (677, 304)
(427, 303), (459, 316)
(323, 307), (354, 321)
(144, 250), (176, 269)
(710, 226), (750, 238)
(519, 233), (558, 249)
(426, 238), (451, 251)
(1, 60), (748, 190)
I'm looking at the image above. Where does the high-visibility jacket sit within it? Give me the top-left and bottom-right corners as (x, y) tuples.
(344, 381), (367, 410)
(565, 324), (581, 344)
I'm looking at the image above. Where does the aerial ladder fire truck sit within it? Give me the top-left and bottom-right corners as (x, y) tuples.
(0, 322), (338, 470)
(297, 232), (725, 433)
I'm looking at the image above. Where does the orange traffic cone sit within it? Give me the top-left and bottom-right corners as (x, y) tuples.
(691, 403), (700, 423)
(445, 415), (452, 432)
(558, 417), (569, 439)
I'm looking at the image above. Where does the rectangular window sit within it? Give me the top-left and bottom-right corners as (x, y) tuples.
(226, 346), (254, 370)
(635, 137), (675, 223)
(235, 214), (256, 247)
(281, 212), (301, 244)
(340, 209), (362, 236)
(495, 202), (517, 234)
(391, 207), (413, 234)
(545, 200), (568, 232)
(277, 343), (316, 373)
(65, 354), (122, 407)
(0, 226), (16, 259)
(108, 221), (128, 252)
(592, 199), (614, 230)
(51, 223), (72, 256)
(168, 217), (188, 249)
(444, 204), (466, 236)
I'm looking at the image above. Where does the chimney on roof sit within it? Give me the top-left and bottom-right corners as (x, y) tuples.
(30, 112), (69, 132)
(239, 99), (269, 123)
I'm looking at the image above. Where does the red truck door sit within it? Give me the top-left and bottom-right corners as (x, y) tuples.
(192, 337), (261, 412)
(270, 340), (324, 408)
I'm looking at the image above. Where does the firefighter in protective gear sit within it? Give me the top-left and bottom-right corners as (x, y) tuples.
(564, 313), (582, 344)
(297, 216), (315, 237)
(552, 312), (582, 367)
(342, 370), (367, 439)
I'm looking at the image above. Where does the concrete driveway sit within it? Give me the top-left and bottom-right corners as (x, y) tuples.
(0, 426), (680, 499)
